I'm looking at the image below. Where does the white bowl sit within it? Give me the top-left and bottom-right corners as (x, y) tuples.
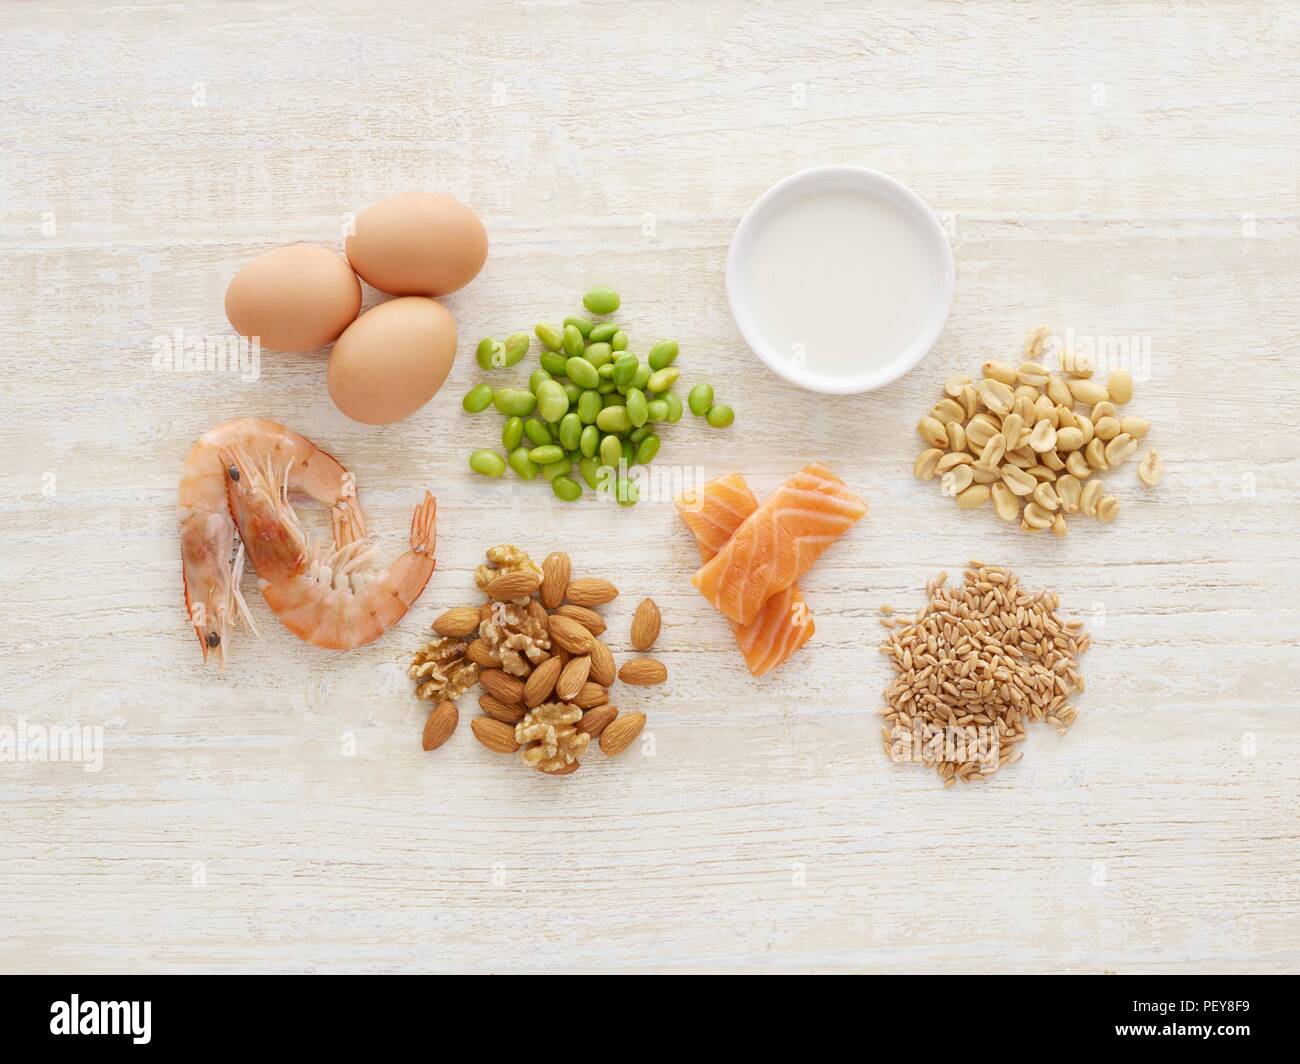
(726, 165), (955, 395)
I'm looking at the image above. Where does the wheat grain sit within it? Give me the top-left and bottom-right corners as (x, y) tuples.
(878, 563), (1089, 786)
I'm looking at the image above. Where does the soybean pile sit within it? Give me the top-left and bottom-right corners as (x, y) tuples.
(462, 287), (735, 505)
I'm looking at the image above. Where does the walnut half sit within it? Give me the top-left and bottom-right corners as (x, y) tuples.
(479, 601), (551, 677)
(410, 636), (480, 702)
(516, 702), (589, 772)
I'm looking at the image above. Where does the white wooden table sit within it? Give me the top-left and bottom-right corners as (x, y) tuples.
(2, 0), (1297, 974)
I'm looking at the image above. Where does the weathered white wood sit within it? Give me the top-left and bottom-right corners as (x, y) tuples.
(0, 0), (1297, 974)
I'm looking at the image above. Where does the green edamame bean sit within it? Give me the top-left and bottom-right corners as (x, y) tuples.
(663, 391), (683, 423)
(503, 331), (529, 367)
(635, 434), (661, 465)
(615, 475), (638, 506)
(502, 416), (524, 451)
(540, 351), (569, 376)
(646, 399), (669, 422)
(706, 403), (735, 427)
(599, 434), (623, 469)
(536, 380), (569, 423)
(610, 330), (628, 351)
(588, 322), (620, 343)
(529, 368), (552, 393)
(647, 367), (679, 393)
(583, 341), (613, 368)
(562, 324), (585, 357)
(542, 458), (572, 482)
(598, 362), (615, 380)
(563, 315), (593, 338)
(524, 418), (552, 448)
(508, 447), (539, 480)
(528, 444), (564, 465)
(469, 449), (506, 477)
(579, 424), (600, 456)
(629, 426), (649, 445)
(558, 412), (582, 451)
(493, 387), (537, 417)
(552, 475), (583, 502)
(612, 352), (638, 390)
(688, 382), (714, 416)
(631, 363), (651, 391)
(597, 379), (617, 394)
(648, 340), (679, 371)
(562, 381), (582, 405)
(476, 337), (505, 370)
(596, 405), (632, 434)
(462, 383), (495, 413)
(535, 322), (563, 350)
(578, 390), (602, 425)
(582, 287), (620, 315)
(625, 387), (648, 428)
(565, 356), (600, 390)
(601, 391), (624, 408)
(578, 456), (602, 490)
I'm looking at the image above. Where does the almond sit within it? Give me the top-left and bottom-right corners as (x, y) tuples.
(556, 655), (591, 702)
(479, 693), (525, 723)
(471, 716), (519, 753)
(465, 638), (495, 668)
(553, 603), (606, 635)
(540, 552), (571, 610)
(421, 701), (458, 751)
(588, 639), (616, 687)
(480, 668), (525, 705)
(527, 598), (551, 631)
(574, 682), (609, 709)
(577, 705), (617, 739)
(431, 605), (482, 638)
(599, 711), (645, 757)
(485, 570), (541, 600)
(630, 597), (661, 651)
(548, 614), (594, 655)
(524, 656), (562, 707)
(565, 577), (619, 607)
(618, 657), (667, 685)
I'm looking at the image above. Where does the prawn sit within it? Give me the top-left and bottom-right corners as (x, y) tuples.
(179, 418), (367, 662)
(220, 442), (436, 652)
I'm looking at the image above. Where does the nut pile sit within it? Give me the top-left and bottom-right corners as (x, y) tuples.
(913, 325), (1162, 534)
(877, 563), (1090, 787)
(410, 544), (665, 774)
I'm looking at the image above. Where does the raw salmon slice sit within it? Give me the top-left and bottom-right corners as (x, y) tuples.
(676, 473), (814, 677)
(690, 463), (867, 626)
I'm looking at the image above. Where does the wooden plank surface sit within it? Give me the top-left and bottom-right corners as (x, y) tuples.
(0, 0), (1297, 973)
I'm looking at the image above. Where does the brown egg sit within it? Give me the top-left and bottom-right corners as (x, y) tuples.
(327, 297), (457, 425)
(345, 192), (487, 297)
(224, 244), (361, 352)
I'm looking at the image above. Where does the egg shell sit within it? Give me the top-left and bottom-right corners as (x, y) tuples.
(346, 192), (487, 297)
(224, 244), (361, 352)
(327, 297), (457, 425)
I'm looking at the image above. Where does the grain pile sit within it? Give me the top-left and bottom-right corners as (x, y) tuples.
(878, 563), (1090, 787)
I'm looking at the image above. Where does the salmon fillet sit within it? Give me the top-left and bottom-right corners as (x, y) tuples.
(675, 473), (814, 677)
(690, 463), (867, 626)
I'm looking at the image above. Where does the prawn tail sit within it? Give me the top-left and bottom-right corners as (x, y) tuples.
(409, 492), (437, 558)
(332, 498), (367, 550)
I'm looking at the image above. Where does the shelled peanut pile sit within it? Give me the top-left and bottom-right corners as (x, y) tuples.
(914, 326), (1163, 534)
(410, 545), (665, 775)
